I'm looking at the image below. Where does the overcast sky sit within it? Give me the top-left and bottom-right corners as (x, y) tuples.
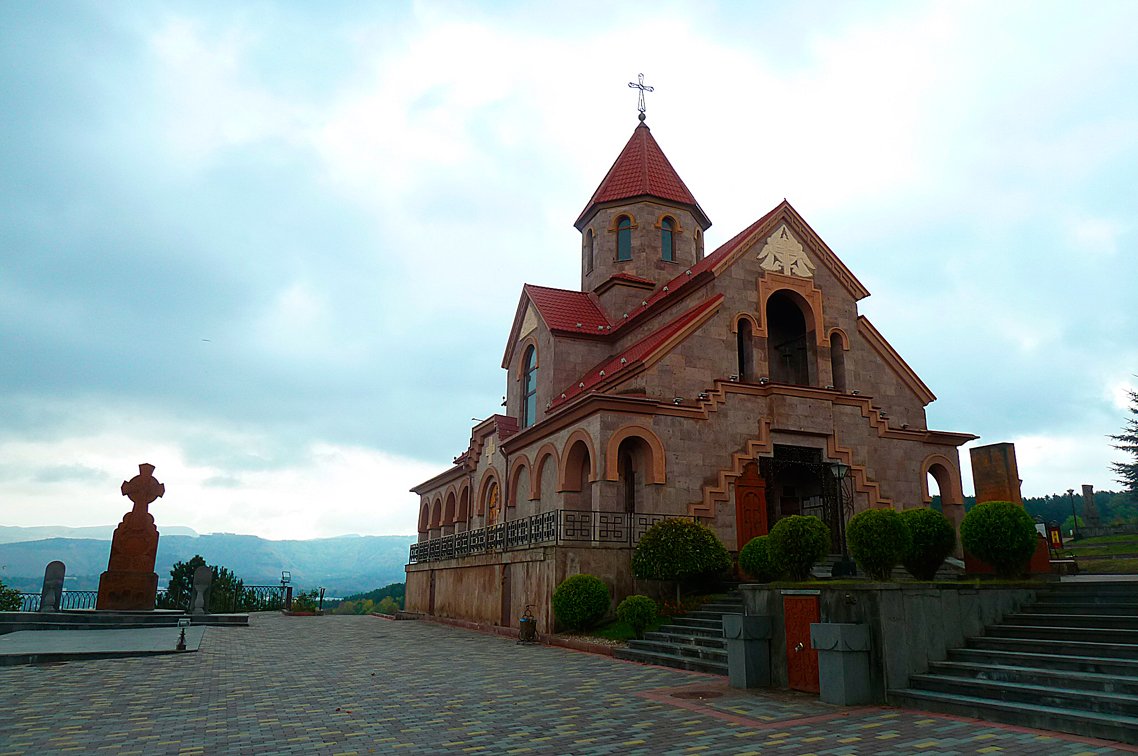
(1, 1), (1135, 540)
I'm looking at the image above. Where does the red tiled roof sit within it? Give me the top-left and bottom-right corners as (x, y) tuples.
(575, 123), (708, 229)
(550, 295), (724, 409)
(524, 284), (612, 334)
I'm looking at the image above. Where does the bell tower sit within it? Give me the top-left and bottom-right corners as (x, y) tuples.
(574, 118), (711, 318)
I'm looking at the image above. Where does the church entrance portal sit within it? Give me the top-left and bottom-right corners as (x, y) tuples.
(742, 445), (843, 553)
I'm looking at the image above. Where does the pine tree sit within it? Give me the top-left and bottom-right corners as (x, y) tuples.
(1111, 388), (1138, 498)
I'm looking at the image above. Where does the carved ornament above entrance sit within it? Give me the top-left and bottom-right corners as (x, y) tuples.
(757, 224), (815, 278)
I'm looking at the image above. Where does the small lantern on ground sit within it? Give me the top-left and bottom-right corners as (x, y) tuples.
(518, 605), (538, 644)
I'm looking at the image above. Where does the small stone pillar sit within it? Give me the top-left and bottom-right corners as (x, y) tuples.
(39, 560), (66, 612)
(1082, 485), (1101, 528)
(189, 565), (212, 615)
(722, 614), (772, 688)
(810, 623), (873, 705)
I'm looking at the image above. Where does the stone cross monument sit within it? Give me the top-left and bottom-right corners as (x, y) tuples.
(96, 463), (165, 610)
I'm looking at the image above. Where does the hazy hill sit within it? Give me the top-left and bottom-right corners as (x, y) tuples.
(0, 524), (200, 543)
(0, 532), (415, 595)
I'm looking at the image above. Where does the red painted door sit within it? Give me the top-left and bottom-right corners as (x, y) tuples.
(784, 594), (820, 693)
(735, 462), (768, 550)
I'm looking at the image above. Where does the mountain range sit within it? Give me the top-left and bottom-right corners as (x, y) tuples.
(0, 527), (416, 596)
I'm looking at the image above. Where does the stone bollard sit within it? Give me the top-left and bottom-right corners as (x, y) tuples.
(39, 561), (66, 612)
(189, 565), (213, 615)
(722, 614), (772, 688)
(810, 623), (873, 705)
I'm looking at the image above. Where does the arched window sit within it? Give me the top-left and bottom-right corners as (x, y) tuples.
(661, 217), (675, 262)
(617, 216), (632, 261)
(584, 229), (594, 274)
(829, 332), (846, 392)
(766, 291), (815, 386)
(522, 346), (538, 428)
(737, 318), (754, 382)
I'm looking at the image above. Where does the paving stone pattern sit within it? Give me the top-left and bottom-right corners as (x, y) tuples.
(0, 614), (1133, 755)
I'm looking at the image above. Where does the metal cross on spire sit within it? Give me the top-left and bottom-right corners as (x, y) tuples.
(628, 73), (654, 122)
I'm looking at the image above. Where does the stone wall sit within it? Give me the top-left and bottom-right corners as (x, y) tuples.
(740, 583), (1039, 702)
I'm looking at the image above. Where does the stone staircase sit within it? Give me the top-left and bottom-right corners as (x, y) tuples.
(613, 592), (743, 675)
(890, 581), (1138, 745)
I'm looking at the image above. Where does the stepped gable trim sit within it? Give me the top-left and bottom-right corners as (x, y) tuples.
(411, 464), (465, 496)
(856, 316), (937, 406)
(548, 295), (723, 411)
(575, 122), (710, 230)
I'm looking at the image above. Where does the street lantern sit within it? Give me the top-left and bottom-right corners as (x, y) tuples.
(1067, 488), (1079, 540)
(829, 461), (857, 577)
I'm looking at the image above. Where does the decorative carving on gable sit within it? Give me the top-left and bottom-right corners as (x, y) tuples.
(757, 224), (815, 278)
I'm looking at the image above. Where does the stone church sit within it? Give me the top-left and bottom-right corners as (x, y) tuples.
(406, 115), (974, 633)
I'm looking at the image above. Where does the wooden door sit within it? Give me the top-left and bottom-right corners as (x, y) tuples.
(735, 462), (768, 550)
(784, 594), (820, 693)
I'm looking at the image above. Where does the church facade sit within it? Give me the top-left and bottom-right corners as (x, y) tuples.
(406, 118), (974, 633)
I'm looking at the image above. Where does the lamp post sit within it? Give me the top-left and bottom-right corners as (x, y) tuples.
(1067, 488), (1079, 540)
(829, 461), (857, 577)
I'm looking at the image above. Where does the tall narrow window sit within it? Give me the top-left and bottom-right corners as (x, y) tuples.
(737, 318), (754, 381)
(695, 229), (704, 260)
(522, 346), (538, 427)
(617, 216), (632, 261)
(584, 229), (594, 274)
(661, 217), (675, 262)
(829, 332), (847, 392)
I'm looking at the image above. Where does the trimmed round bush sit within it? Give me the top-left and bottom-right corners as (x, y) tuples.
(738, 535), (780, 582)
(901, 507), (957, 580)
(552, 574), (610, 631)
(960, 501), (1037, 578)
(768, 515), (830, 581)
(616, 594), (657, 639)
(631, 518), (732, 585)
(847, 508), (911, 581)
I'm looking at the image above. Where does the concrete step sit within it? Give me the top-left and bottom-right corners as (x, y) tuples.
(664, 617), (723, 631)
(984, 624), (1138, 644)
(928, 660), (1138, 697)
(1001, 612), (1138, 629)
(1022, 602), (1138, 616)
(613, 646), (727, 675)
(0, 611), (248, 635)
(1038, 585), (1138, 600)
(643, 627), (725, 644)
(626, 638), (727, 663)
(968, 635), (1138, 660)
(906, 673), (1138, 718)
(888, 688), (1138, 745)
(949, 647), (1138, 678)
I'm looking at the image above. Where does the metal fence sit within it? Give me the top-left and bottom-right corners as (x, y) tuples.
(15, 590), (99, 612)
(409, 509), (694, 564)
(13, 586), (285, 613)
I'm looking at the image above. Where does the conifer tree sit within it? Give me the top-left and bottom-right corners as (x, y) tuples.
(1111, 388), (1138, 498)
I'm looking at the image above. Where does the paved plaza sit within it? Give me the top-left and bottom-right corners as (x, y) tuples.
(1, 613), (1134, 755)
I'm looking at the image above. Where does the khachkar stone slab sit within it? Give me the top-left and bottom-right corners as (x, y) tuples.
(39, 560), (65, 612)
(1083, 484), (1101, 527)
(96, 463), (165, 610)
(189, 564), (212, 615)
(969, 442), (1023, 505)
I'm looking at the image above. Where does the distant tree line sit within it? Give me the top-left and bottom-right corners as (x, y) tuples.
(932, 489), (1137, 531)
(328, 582), (405, 615)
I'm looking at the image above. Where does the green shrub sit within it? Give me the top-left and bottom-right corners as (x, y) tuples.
(292, 589), (321, 613)
(960, 501), (1038, 577)
(768, 515), (830, 581)
(901, 507), (957, 580)
(616, 595), (657, 639)
(0, 579), (20, 612)
(846, 508), (911, 581)
(738, 535), (780, 582)
(631, 518), (731, 597)
(552, 574), (610, 631)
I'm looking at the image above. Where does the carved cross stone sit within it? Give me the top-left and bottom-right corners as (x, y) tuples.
(122, 463), (165, 515)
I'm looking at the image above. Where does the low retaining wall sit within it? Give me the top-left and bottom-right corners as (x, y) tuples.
(740, 582), (1040, 702)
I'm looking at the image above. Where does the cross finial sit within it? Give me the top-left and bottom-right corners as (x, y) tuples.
(628, 73), (654, 122)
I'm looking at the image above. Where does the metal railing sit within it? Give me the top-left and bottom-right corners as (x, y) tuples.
(14, 590), (99, 612)
(409, 509), (694, 564)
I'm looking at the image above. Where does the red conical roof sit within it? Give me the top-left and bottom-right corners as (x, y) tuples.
(575, 122), (710, 230)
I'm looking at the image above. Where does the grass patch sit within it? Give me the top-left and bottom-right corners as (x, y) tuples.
(588, 614), (667, 641)
(1076, 558), (1138, 574)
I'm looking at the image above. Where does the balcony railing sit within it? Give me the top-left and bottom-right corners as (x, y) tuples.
(409, 509), (694, 564)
